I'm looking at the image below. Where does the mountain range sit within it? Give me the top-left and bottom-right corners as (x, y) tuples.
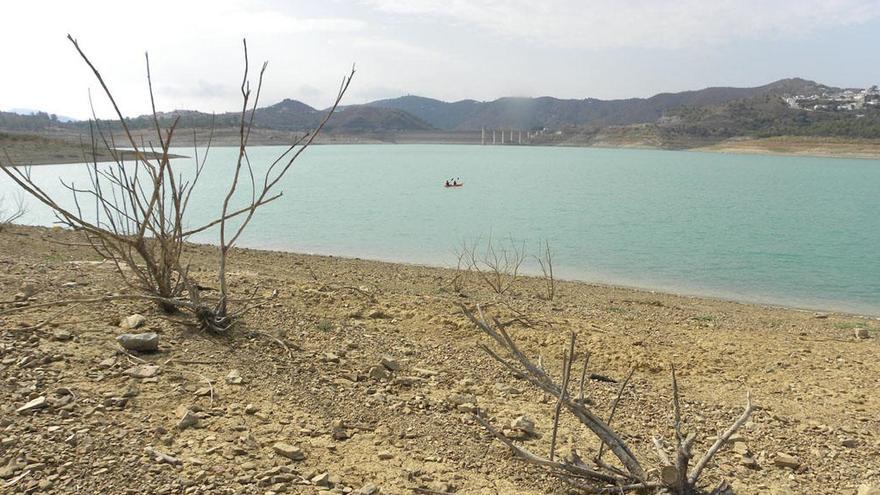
(3, 78), (878, 142)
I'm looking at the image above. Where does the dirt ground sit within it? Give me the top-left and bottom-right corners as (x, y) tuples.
(1, 225), (878, 494)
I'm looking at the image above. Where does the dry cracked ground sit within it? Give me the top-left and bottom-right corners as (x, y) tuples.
(1, 225), (879, 495)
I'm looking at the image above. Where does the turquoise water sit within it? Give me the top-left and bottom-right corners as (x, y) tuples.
(3, 144), (879, 314)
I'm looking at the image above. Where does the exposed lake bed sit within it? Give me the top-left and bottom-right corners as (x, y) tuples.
(0, 224), (877, 494)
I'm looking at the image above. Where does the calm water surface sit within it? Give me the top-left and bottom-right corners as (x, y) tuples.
(3, 145), (879, 315)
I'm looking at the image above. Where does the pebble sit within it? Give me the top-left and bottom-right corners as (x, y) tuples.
(244, 403), (259, 414)
(377, 451), (394, 460)
(225, 369), (243, 385)
(124, 364), (161, 379)
(855, 328), (870, 339)
(358, 483), (379, 495)
(510, 415), (536, 435)
(52, 329), (73, 341)
(369, 366), (391, 381)
(331, 420), (350, 440)
(272, 442), (305, 461)
(120, 314), (147, 330)
(380, 355), (401, 371)
(773, 452), (800, 469)
(311, 472), (331, 487)
(176, 409), (199, 430)
(16, 396), (48, 413)
(116, 332), (159, 352)
(842, 438), (859, 448)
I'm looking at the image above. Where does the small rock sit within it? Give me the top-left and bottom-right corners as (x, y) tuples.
(773, 452), (800, 469)
(428, 482), (452, 493)
(813, 312), (829, 319)
(124, 364), (161, 379)
(311, 472), (331, 487)
(120, 314), (147, 330)
(368, 309), (388, 319)
(510, 415), (536, 436)
(377, 451), (394, 460)
(732, 442), (750, 455)
(842, 438), (859, 448)
(244, 403), (259, 415)
(52, 329), (73, 341)
(368, 366), (391, 381)
(194, 387), (212, 397)
(19, 282), (37, 298)
(741, 454), (759, 468)
(855, 328), (870, 339)
(380, 355), (400, 371)
(116, 332), (159, 352)
(331, 420), (349, 440)
(272, 443), (305, 461)
(225, 369), (243, 385)
(358, 483), (380, 495)
(16, 396), (48, 414)
(176, 408), (199, 430)
(145, 446), (181, 465)
(446, 392), (476, 406)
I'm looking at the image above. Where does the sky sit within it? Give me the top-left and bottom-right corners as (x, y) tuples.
(3, 0), (880, 119)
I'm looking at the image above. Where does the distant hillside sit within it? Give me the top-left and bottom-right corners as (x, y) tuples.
(660, 92), (880, 141)
(4, 78), (877, 145)
(368, 78), (838, 130)
(1, 98), (434, 135)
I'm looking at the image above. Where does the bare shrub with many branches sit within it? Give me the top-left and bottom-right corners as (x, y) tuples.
(457, 235), (526, 296)
(0, 35), (354, 331)
(462, 304), (754, 494)
(0, 194), (26, 232)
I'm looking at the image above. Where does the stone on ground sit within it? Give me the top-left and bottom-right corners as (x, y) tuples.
(116, 332), (159, 352)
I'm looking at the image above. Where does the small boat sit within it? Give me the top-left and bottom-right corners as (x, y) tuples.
(444, 182), (464, 188)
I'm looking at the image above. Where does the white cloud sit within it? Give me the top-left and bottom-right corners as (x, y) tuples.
(362, 0), (880, 49)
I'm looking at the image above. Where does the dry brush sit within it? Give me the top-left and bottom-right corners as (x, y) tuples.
(0, 34), (354, 332)
(462, 304), (754, 494)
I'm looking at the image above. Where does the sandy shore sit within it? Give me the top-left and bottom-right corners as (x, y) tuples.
(5, 129), (880, 166)
(1, 225), (879, 493)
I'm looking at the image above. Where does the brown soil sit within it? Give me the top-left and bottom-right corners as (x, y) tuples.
(1, 225), (878, 494)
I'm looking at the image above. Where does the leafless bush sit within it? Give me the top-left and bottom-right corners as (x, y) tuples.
(458, 235), (526, 296)
(535, 239), (556, 301)
(462, 304), (754, 494)
(0, 194), (26, 232)
(0, 34), (354, 331)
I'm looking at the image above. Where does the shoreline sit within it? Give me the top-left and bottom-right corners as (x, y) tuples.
(10, 223), (879, 319)
(255, 246), (880, 319)
(5, 131), (880, 165)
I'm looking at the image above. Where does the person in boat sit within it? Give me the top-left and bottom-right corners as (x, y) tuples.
(445, 179), (450, 186)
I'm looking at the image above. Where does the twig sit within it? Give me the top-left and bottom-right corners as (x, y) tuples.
(578, 351), (591, 403)
(688, 392), (754, 484)
(596, 366), (635, 462)
(549, 332), (576, 461)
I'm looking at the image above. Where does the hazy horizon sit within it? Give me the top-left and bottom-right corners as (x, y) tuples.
(4, 0), (880, 119)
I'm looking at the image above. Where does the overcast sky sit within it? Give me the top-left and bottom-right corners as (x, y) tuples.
(3, 0), (880, 119)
